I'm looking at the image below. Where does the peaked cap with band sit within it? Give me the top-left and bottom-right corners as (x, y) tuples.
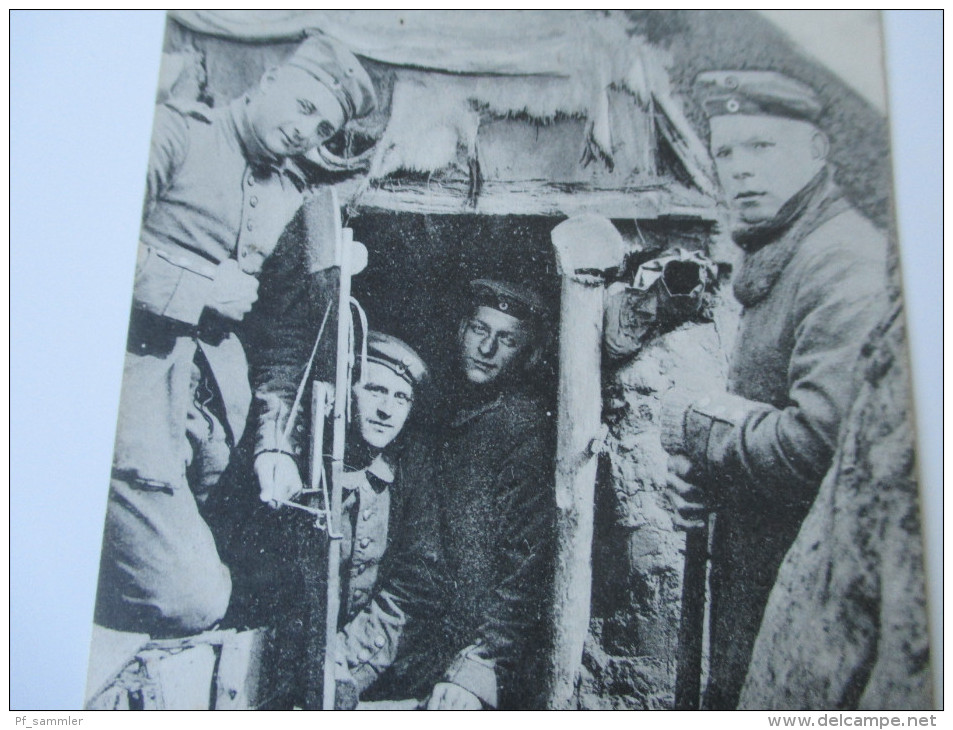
(365, 331), (429, 388)
(693, 70), (823, 123)
(469, 279), (550, 324)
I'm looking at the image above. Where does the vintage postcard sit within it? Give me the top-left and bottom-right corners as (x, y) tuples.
(84, 10), (932, 711)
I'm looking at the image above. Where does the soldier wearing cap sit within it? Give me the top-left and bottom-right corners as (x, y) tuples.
(94, 34), (377, 638)
(659, 70), (888, 707)
(339, 332), (429, 627)
(348, 279), (557, 709)
(278, 332), (435, 709)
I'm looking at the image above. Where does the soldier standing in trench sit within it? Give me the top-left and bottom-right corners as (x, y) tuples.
(659, 71), (888, 709)
(93, 35), (376, 638)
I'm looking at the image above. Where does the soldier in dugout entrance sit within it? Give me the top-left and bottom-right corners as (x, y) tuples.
(277, 331), (433, 709)
(341, 279), (558, 710)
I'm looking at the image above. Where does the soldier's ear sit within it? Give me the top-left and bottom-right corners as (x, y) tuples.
(458, 318), (469, 343)
(810, 130), (829, 162)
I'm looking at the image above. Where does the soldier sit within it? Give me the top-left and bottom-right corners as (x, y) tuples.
(345, 279), (557, 710)
(285, 332), (432, 710)
(93, 34), (376, 638)
(659, 71), (888, 708)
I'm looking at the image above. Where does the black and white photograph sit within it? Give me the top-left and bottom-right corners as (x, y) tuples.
(10, 10), (941, 715)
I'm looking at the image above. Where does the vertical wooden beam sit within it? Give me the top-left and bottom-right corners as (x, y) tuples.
(548, 215), (625, 709)
(674, 524), (710, 709)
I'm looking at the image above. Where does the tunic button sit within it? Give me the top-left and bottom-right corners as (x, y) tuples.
(359, 537), (371, 548)
(357, 649), (370, 662)
(246, 221), (254, 232)
(362, 509), (372, 521)
(240, 250), (248, 258)
(374, 636), (386, 648)
(355, 563), (367, 575)
(247, 175), (255, 187)
(249, 195), (259, 207)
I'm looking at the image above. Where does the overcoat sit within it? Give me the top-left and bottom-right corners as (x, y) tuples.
(662, 172), (888, 708)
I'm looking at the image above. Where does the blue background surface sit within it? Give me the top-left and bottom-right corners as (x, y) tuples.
(9, 10), (943, 709)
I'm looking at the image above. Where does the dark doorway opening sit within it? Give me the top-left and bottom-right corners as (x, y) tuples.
(348, 210), (563, 414)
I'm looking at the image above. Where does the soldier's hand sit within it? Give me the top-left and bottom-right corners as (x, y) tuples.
(207, 259), (259, 321)
(254, 452), (303, 508)
(426, 682), (482, 710)
(666, 454), (709, 531)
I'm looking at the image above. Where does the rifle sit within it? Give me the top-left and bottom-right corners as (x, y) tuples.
(274, 189), (367, 710)
(322, 218), (359, 710)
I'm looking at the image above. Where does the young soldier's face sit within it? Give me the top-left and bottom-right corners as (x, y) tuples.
(460, 306), (531, 386)
(353, 362), (413, 451)
(709, 114), (827, 232)
(249, 66), (346, 158)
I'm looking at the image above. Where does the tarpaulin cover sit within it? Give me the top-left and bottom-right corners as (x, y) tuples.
(167, 11), (716, 195)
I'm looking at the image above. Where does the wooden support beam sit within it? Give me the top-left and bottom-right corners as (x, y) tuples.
(547, 215), (625, 709)
(355, 179), (718, 220)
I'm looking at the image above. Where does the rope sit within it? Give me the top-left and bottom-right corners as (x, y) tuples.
(281, 298), (334, 446)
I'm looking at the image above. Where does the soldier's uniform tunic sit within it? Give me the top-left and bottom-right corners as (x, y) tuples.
(94, 97), (313, 636)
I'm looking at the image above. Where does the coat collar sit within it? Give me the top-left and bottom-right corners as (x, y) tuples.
(732, 169), (849, 307)
(342, 452), (395, 494)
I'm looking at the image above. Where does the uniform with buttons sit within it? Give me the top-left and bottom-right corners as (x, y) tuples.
(95, 35), (377, 638)
(340, 456), (393, 620)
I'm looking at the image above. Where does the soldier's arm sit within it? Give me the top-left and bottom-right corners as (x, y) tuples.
(133, 104), (221, 326)
(662, 244), (887, 506)
(442, 430), (556, 708)
(246, 221), (339, 461)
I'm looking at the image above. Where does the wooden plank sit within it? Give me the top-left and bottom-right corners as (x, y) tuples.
(674, 525), (710, 710)
(355, 179), (718, 219)
(215, 628), (274, 709)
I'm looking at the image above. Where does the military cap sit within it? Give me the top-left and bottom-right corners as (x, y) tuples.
(365, 331), (429, 388)
(285, 33), (377, 121)
(693, 70), (823, 123)
(469, 279), (549, 323)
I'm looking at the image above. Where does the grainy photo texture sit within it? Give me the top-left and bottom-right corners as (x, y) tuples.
(86, 10), (932, 711)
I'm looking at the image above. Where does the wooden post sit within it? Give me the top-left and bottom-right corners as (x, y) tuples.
(547, 215), (625, 709)
(674, 523), (709, 709)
